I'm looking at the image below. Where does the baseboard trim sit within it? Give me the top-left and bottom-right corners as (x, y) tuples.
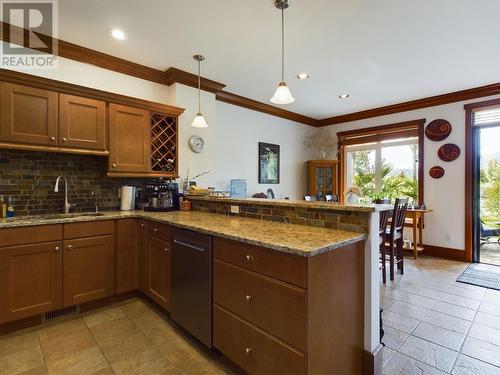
(364, 344), (384, 375)
(422, 244), (466, 262)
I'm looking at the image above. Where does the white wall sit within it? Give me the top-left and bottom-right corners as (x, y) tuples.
(172, 84), (313, 199)
(326, 94), (500, 250)
(8, 55), (313, 200)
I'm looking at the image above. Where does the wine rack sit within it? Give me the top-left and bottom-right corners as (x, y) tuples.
(150, 112), (177, 175)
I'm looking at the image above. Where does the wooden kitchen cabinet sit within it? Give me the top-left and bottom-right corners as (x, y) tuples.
(0, 82), (58, 146)
(108, 103), (150, 174)
(306, 160), (339, 197)
(145, 235), (170, 310)
(137, 220), (147, 292)
(0, 241), (63, 323)
(116, 219), (138, 294)
(62, 235), (114, 306)
(59, 94), (106, 151)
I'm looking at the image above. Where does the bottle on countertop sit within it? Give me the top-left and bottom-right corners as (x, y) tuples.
(6, 195), (15, 218)
(0, 195), (6, 218)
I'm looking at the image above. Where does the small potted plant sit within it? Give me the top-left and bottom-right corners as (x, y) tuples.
(345, 186), (363, 204)
(372, 193), (391, 204)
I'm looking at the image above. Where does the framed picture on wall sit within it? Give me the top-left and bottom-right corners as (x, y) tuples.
(258, 142), (280, 184)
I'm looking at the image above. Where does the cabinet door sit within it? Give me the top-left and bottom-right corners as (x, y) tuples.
(145, 235), (170, 310)
(116, 219), (138, 294)
(108, 103), (150, 173)
(0, 82), (58, 146)
(63, 235), (114, 306)
(59, 94), (106, 151)
(137, 221), (147, 292)
(0, 241), (62, 323)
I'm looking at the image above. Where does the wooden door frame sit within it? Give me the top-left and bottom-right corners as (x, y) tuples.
(464, 97), (500, 262)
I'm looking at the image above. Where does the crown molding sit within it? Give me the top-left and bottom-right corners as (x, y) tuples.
(2, 22), (500, 127)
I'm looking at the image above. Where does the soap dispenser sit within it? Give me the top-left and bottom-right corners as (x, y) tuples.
(6, 195), (15, 218)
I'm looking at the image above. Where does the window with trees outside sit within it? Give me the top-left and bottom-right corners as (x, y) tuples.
(338, 119), (425, 205)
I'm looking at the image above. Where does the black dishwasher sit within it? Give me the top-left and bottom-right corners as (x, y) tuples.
(170, 228), (212, 348)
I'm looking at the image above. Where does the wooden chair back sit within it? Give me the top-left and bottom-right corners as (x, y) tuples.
(390, 198), (408, 236)
(379, 209), (392, 241)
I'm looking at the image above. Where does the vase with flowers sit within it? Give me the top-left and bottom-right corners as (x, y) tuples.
(345, 186), (363, 205)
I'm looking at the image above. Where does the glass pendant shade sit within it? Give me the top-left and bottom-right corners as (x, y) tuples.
(190, 112), (208, 128)
(270, 81), (295, 104)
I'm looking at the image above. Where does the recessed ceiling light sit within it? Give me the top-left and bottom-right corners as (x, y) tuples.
(297, 73), (309, 80)
(339, 94), (350, 99)
(108, 28), (127, 41)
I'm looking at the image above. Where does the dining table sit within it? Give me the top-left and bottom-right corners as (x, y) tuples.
(405, 208), (433, 259)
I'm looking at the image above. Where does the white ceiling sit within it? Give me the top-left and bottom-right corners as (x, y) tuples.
(59, 0), (500, 119)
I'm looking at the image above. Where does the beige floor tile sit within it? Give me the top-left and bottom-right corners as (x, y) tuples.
(383, 309), (420, 334)
(431, 301), (477, 321)
(396, 292), (436, 309)
(386, 300), (428, 321)
(88, 316), (136, 344)
(441, 293), (482, 310)
(109, 346), (175, 375)
(381, 296), (394, 308)
(447, 285), (487, 301)
(452, 354), (500, 375)
(399, 335), (458, 372)
(37, 318), (87, 341)
(0, 346), (45, 375)
(40, 328), (96, 367)
(45, 346), (109, 375)
(401, 285), (444, 301)
(139, 321), (179, 346)
(383, 347), (395, 367)
(383, 352), (447, 375)
(461, 336), (500, 368)
(483, 293), (500, 306)
(475, 311), (500, 330)
(412, 322), (466, 351)
(422, 310), (472, 335)
(97, 326), (154, 362)
(468, 323), (500, 347)
(382, 326), (410, 350)
(479, 301), (500, 317)
(83, 306), (128, 328)
(0, 331), (39, 358)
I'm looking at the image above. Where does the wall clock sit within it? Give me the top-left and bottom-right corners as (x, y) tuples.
(189, 135), (205, 153)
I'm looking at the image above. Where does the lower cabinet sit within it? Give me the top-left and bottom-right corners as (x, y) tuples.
(0, 241), (62, 323)
(63, 235), (114, 306)
(145, 235), (170, 310)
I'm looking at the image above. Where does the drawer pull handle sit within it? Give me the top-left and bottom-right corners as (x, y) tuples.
(66, 245), (73, 250)
(173, 239), (206, 253)
(245, 254), (253, 262)
(164, 247), (168, 253)
(140, 223), (145, 227)
(245, 295), (252, 302)
(112, 163), (117, 167)
(62, 137), (67, 142)
(245, 348), (252, 355)
(50, 136), (56, 141)
(154, 228), (159, 232)
(54, 246), (60, 252)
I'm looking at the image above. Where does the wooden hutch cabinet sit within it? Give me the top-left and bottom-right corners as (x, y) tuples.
(306, 160), (339, 197)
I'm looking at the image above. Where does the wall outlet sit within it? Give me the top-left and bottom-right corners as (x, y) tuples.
(230, 205), (240, 214)
(445, 233), (452, 241)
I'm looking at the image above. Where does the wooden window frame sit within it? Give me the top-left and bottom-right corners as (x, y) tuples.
(337, 119), (426, 205)
(464, 98), (500, 262)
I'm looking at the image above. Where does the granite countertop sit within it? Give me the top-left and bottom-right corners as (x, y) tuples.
(187, 195), (393, 212)
(0, 210), (367, 257)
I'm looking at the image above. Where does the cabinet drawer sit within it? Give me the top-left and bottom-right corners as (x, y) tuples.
(214, 260), (306, 351)
(0, 225), (62, 247)
(213, 304), (306, 375)
(63, 220), (114, 239)
(146, 221), (170, 240)
(213, 237), (307, 288)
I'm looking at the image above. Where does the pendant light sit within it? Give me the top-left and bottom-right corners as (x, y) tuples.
(270, 0), (295, 105)
(190, 54), (208, 128)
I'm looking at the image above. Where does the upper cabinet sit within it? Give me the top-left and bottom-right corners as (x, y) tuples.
(0, 82), (58, 146)
(0, 71), (184, 177)
(109, 104), (150, 174)
(306, 160), (339, 197)
(59, 94), (107, 151)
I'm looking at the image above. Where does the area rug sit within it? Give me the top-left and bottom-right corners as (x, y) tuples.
(457, 263), (500, 291)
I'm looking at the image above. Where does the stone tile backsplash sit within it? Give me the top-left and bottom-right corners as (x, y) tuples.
(0, 150), (143, 216)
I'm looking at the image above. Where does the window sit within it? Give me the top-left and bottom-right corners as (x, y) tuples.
(338, 119), (425, 205)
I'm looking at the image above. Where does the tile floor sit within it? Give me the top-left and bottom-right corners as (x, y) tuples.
(481, 241), (500, 266)
(0, 299), (242, 375)
(1, 256), (499, 374)
(382, 256), (500, 374)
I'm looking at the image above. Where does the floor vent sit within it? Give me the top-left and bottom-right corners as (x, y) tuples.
(42, 305), (80, 322)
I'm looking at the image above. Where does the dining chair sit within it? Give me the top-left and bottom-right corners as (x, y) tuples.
(385, 198), (408, 281)
(304, 195), (317, 202)
(379, 209), (393, 284)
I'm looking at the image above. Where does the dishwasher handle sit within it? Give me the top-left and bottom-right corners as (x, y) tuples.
(173, 239), (207, 253)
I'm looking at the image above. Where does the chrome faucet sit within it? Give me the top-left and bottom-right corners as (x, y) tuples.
(54, 175), (76, 214)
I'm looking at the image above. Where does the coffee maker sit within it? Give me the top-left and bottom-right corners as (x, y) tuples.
(143, 180), (180, 212)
